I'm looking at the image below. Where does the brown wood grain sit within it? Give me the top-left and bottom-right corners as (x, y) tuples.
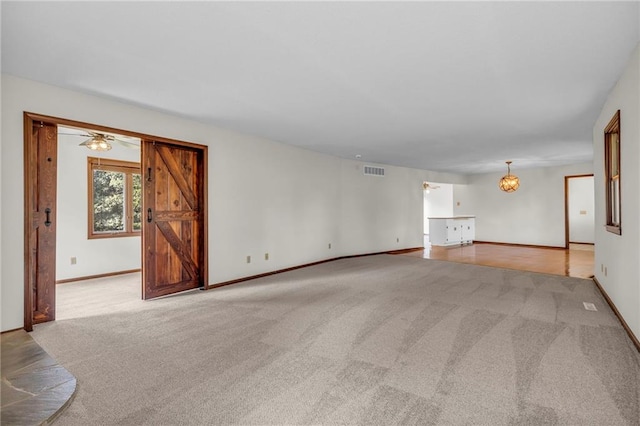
(142, 140), (157, 300)
(154, 210), (200, 221)
(156, 145), (197, 210)
(156, 221), (199, 280)
(181, 150), (194, 282)
(198, 147), (208, 287)
(142, 141), (206, 299)
(167, 152), (183, 283)
(23, 113), (209, 324)
(24, 116), (35, 331)
(28, 121), (58, 325)
(155, 146), (170, 286)
(603, 110), (621, 235)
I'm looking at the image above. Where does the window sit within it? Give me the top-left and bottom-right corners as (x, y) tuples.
(88, 157), (141, 238)
(604, 110), (621, 235)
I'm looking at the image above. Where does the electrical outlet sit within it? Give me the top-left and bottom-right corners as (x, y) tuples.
(246, 255), (251, 264)
(604, 267), (607, 277)
(265, 253), (269, 261)
(328, 243), (332, 249)
(601, 264), (604, 272)
(396, 237), (399, 243)
(70, 256), (77, 265)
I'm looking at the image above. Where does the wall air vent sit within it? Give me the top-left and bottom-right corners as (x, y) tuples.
(364, 165), (385, 177)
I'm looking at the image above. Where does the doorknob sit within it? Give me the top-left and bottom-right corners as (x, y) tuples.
(147, 208), (153, 223)
(44, 208), (52, 227)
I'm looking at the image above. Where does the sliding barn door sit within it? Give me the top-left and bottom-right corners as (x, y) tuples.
(25, 120), (58, 328)
(141, 141), (206, 299)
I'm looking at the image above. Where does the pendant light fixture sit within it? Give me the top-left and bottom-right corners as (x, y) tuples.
(498, 161), (520, 193)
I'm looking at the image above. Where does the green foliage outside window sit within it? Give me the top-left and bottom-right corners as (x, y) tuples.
(89, 157), (141, 238)
(132, 174), (142, 231)
(93, 170), (125, 232)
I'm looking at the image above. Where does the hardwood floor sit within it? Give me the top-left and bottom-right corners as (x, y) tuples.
(399, 237), (594, 279)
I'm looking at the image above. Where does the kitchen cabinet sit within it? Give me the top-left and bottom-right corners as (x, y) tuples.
(428, 216), (475, 246)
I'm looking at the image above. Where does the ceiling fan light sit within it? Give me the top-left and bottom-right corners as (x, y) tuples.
(499, 161), (520, 192)
(82, 135), (112, 151)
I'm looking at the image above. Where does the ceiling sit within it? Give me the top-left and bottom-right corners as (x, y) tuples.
(2, 2), (638, 174)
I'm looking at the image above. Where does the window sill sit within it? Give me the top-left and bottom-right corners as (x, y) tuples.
(88, 232), (141, 240)
(605, 225), (621, 235)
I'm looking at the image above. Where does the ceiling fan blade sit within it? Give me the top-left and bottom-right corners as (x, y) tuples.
(78, 137), (94, 147)
(112, 138), (140, 149)
(58, 132), (92, 137)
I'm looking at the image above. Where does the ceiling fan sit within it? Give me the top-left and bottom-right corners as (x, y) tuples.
(422, 182), (441, 192)
(58, 130), (140, 151)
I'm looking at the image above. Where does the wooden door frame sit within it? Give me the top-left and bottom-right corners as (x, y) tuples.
(23, 112), (209, 331)
(564, 173), (594, 249)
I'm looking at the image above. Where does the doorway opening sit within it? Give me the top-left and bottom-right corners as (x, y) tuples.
(564, 174), (595, 249)
(54, 124), (142, 320)
(23, 112), (208, 331)
(423, 182), (453, 247)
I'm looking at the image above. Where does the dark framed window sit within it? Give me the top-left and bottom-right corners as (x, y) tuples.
(88, 157), (141, 239)
(604, 110), (621, 235)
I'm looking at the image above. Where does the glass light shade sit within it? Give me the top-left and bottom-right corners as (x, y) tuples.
(498, 161), (519, 192)
(499, 174), (520, 192)
(83, 136), (112, 151)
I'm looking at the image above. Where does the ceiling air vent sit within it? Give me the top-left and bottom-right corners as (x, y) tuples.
(364, 165), (385, 177)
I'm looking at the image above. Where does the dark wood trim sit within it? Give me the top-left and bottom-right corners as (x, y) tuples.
(604, 110), (621, 235)
(593, 277), (640, 353)
(387, 247), (424, 254)
(141, 140), (208, 299)
(206, 249), (412, 290)
(1, 327), (25, 334)
(23, 113), (34, 332)
(200, 143), (209, 294)
(23, 112), (209, 329)
(56, 269), (141, 284)
(605, 225), (622, 235)
(87, 157), (142, 239)
(564, 176), (569, 249)
(23, 114), (59, 329)
(473, 241), (566, 250)
(564, 174), (594, 249)
(207, 259), (332, 290)
(25, 112), (206, 150)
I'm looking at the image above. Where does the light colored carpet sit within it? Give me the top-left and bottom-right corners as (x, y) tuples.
(32, 255), (640, 425)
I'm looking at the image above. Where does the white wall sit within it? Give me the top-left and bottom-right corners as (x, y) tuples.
(56, 135), (141, 280)
(0, 74), (467, 331)
(593, 44), (640, 340)
(453, 162), (593, 247)
(568, 176), (594, 244)
(423, 183), (453, 234)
